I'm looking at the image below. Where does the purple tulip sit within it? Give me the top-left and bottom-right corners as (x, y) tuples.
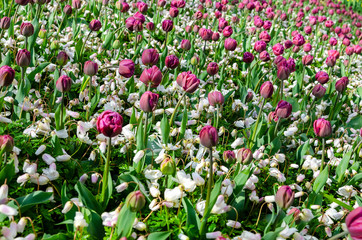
(315, 71), (329, 84)
(0, 66), (15, 87)
(208, 91), (224, 106)
(180, 39), (191, 51)
(312, 84), (326, 98)
(243, 52), (254, 63)
(199, 125), (218, 148)
(96, 110), (123, 137)
(314, 118), (332, 138)
(119, 59), (135, 78)
(140, 66), (162, 88)
(141, 49), (159, 66)
(335, 77), (349, 93)
(0, 17), (11, 30)
(260, 81), (274, 99)
(56, 51), (69, 66)
(89, 19), (102, 31)
(16, 49), (31, 67)
(346, 207), (362, 240)
(139, 91), (159, 112)
(207, 62), (219, 76)
(176, 71), (200, 93)
(20, 22), (34, 37)
(165, 55), (179, 69)
(0, 135), (14, 153)
(224, 38), (237, 51)
(275, 186), (295, 210)
(162, 19), (173, 32)
(254, 40), (267, 53)
(275, 100), (292, 118)
(84, 61), (98, 76)
(302, 55), (313, 65)
(56, 75), (72, 93)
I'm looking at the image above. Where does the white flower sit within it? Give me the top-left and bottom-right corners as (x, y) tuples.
(226, 220), (241, 229)
(42, 154), (56, 165)
(133, 150), (144, 164)
(144, 169), (162, 180)
(206, 231), (222, 239)
(0, 204), (18, 216)
(232, 231), (261, 240)
(277, 222), (298, 239)
(164, 187), (184, 203)
(337, 185), (356, 198)
(175, 171), (196, 192)
(300, 209), (314, 222)
(116, 183), (128, 193)
(35, 145), (46, 155)
(74, 211), (88, 229)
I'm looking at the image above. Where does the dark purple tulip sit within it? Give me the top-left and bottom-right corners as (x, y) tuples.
(199, 28), (213, 41)
(224, 38), (237, 51)
(140, 91), (159, 112)
(259, 31), (271, 42)
(207, 62), (219, 76)
(165, 55), (179, 69)
(292, 34), (305, 46)
(118, 59), (135, 78)
(89, 19), (101, 31)
(272, 43), (284, 56)
(97, 110), (123, 137)
(312, 84), (326, 98)
(275, 100), (292, 118)
(20, 22), (34, 37)
(326, 56), (336, 67)
(199, 125), (218, 148)
(15, 0), (29, 5)
(277, 61), (290, 80)
(169, 7), (179, 18)
(222, 26), (233, 37)
(284, 40), (293, 49)
(329, 37), (338, 46)
(56, 75), (72, 92)
(212, 32), (220, 41)
(335, 77), (349, 93)
(303, 43), (312, 52)
(162, 20), (173, 32)
(140, 66), (162, 88)
(254, 40), (266, 53)
(0, 17), (11, 30)
(56, 51), (69, 66)
(315, 71), (329, 84)
(146, 22), (155, 31)
(223, 150), (236, 164)
(243, 52), (254, 63)
(346, 47), (354, 56)
(72, 0), (81, 9)
(16, 49), (31, 67)
(141, 49), (159, 66)
(180, 39), (191, 51)
(63, 5), (72, 15)
(137, 1), (148, 13)
(260, 81), (274, 99)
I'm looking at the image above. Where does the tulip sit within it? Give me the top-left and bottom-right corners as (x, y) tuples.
(139, 91), (159, 112)
(118, 59), (135, 78)
(200, 126), (218, 148)
(199, 28), (213, 41)
(302, 55), (313, 65)
(224, 38), (237, 51)
(260, 81), (274, 99)
(0, 135), (14, 153)
(275, 100), (292, 119)
(223, 150), (236, 164)
(56, 75), (72, 93)
(160, 158), (176, 175)
(145, 22), (154, 31)
(243, 52), (254, 63)
(292, 34), (305, 46)
(16, 49), (31, 68)
(169, 7), (179, 18)
(126, 191), (145, 212)
(236, 148), (253, 164)
(72, 0), (81, 9)
(140, 66), (162, 88)
(259, 31), (271, 42)
(275, 185), (294, 210)
(335, 77), (349, 93)
(259, 51), (270, 62)
(0, 17), (10, 30)
(63, 5), (72, 15)
(326, 55), (336, 67)
(20, 22), (34, 38)
(345, 207), (362, 240)
(207, 62), (219, 76)
(284, 40), (293, 49)
(0, 65), (15, 88)
(254, 40), (266, 53)
(315, 71), (329, 84)
(272, 43), (284, 56)
(314, 118), (331, 171)
(312, 84), (326, 99)
(277, 61), (290, 80)
(176, 71), (200, 94)
(245, 92), (253, 102)
(15, 0), (29, 5)
(56, 51), (69, 67)
(181, 39), (191, 51)
(97, 110), (123, 138)
(84, 61), (98, 76)
(222, 26), (233, 37)
(89, 19), (102, 31)
(162, 19), (173, 32)
(141, 49), (159, 66)
(165, 55), (179, 69)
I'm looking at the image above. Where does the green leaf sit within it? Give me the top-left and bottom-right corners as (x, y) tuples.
(346, 115), (362, 129)
(103, 32), (114, 49)
(61, 182), (76, 232)
(136, 120), (144, 151)
(335, 151), (352, 184)
(160, 113), (170, 145)
(43, 233), (71, 240)
(75, 182), (103, 215)
(179, 107), (188, 139)
(90, 86), (100, 114)
(323, 193), (354, 211)
(116, 205), (137, 238)
(118, 174), (151, 202)
(130, 107), (137, 125)
(0, 160), (15, 184)
(347, 173), (362, 186)
(182, 197), (200, 238)
(233, 166), (252, 195)
(147, 231), (171, 240)
(206, 177), (223, 215)
(0, 52), (12, 67)
(83, 208), (105, 239)
(51, 135), (64, 156)
(27, 62), (50, 81)
(54, 103), (65, 131)
(313, 167), (329, 194)
(296, 141), (311, 165)
(356, 195), (362, 207)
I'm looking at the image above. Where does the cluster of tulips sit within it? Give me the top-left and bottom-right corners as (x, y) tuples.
(0, 0), (361, 239)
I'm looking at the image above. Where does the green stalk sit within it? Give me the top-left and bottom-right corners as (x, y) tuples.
(328, 92), (340, 121)
(274, 117), (281, 136)
(101, 137), (112, 204)
(60, 92), (64, 129)
(279, 79), (283, 101)
(169, 91), (187, 127)
(249, 98), (265, 148)
(80, 31), (92, 62)
(199, 147), (214, 237)
(86, 76), (92, 120)
(20, 67), (25, 88)
(214, 104), (220, 129)
(144, 112), (149, 147)
(320, 138), (325, 171)
(327, 231), (349, 240)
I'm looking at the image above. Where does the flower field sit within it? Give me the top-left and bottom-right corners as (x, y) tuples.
(0, 0), (361, 239)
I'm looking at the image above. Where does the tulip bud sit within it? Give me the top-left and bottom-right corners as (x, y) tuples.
(140, 66), (162, 88)
(50, 41), (59, 50)
(63, 5), (73, 15)
(223, 150), (236, 164)
(190, 56), (199, 66)
(162, 19), (173, 32)
(15, 0), (29, 6)
(207, 62), (219, 76)
(141, 49), (159, 66)
(277, 61), (290, 80)
(312, 84), (326, 99)
(126, 190), (146, 211)
(275, 185), (294, 210)
(146, 22), (155, 31)
(56, 51), (69, 66)
(140, 91), (159, 112)
(0, 65), (15, 87)
(72, 0), (81, 9)
(56, 75), (72, 92)
(16, 49), (31, 67)
(0, 135), (14, 153)
(176, 71), (200, 93)
(325, 56), (336, 67)
(199, 28), (213, 41)
(83, 61), (98, 76)
(313, 118), (332, 138)
(335, 77), (349, 93)
(260, 81), (274, 99)
(287, 208), (301, 220)
(212, 32), (220, 41)
(345, 207), (362, 240)
(245, 91), (253, 102)
(315, 71), (329, 84)
(20, 22), (34, 37)
(259, 51), (270, 62)
(237, 148), (253, 164)
(165, 55), (179, 69)
(199, 125), (218, 148)
(224, 38), (237, 51)
(292, 34), (305, 46)
(272, 43), (284, 56)
(112, 40), (121, 49)
(89, 19), (102, 31)
(38, 29), (47, 39)
(0, 17), (11, 30)
(208, 91), (224, 107)
(118, 59), (135, 78)
(275, 100), (292, 118)
(243, 52), (254, 63)
(96, 110), (123, 137)
(169, 7), (179, 18)
(180, 39), (191, 51)
(161, 157), (176, 175)
(254, 40), (267, 53)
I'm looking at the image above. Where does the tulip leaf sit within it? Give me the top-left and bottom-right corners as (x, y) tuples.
(160, 113), (170, 145)
(206, 177), (223, 215)
(75, 182), (103, 215)
(54, 103), (66, 131)
(147, 231), (171, 240)
(313, 166), (329, 194)
(296, 141), (311, 165)
(346, 115), (362, 129)
(90, 85), (100, 114)
(27, 62), (50, 81)
(182, 197), (201, 238)
(43, 233), (72, 240)
(0, 159), (15, 184)
(347, 173), (362, 186)
(116, 205), (137, 238)
(179, 106), (188, 140)
(103, 32), (114, 49)
(83, 208), (105, 239)
(335, 151), (352, 185)
(0, 52), (11, 67)
(356, 195), (362, 207)
(61, 182), (76, 232)
(323, 193), (353, 211)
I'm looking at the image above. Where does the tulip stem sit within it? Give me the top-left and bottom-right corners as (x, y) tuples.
(249, 98), (265, 148)
(169, 91), (186, 127)
(60, 92), (64, 129)
(101, 137), (112, 205)
(307, 99), (316, 117)
(328, 92), (340, 121)
(144, 112), (149, 147)
(80, 32), (92, 62)
(274, 118), (281, 136)
(279, 79), (283, 101)
(199, 147), (214, 237)
(214, 104), (220, 130)
(86, 76), (92, 121)
(327, 231), (349, 240)
(320, 138), (325, 172)
(20, 67), (25, 89)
